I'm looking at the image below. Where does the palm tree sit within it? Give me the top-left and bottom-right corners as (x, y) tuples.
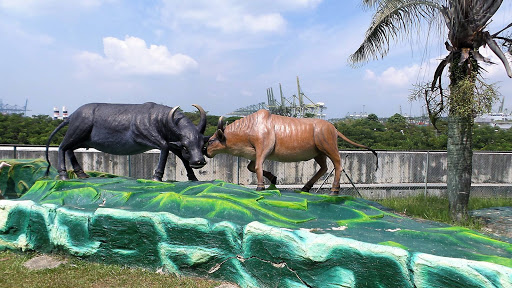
(349, 0), (512, 221)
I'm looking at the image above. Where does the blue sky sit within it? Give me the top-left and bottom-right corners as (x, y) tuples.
(1, 0), (511, 119)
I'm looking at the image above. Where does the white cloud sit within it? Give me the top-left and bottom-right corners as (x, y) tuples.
(76, 36), (198, 76)
(186, 11), (286, 33)
(0, 21), (54, 45)
(365, 64), (423, 87)
(364, 69), (376, 80)
(159, 1), (319, 34)
(0, 0), (108, 15)
(277, 0), (322, 9)
(479, 46), (512, 78)
(242, 13), (286, 33)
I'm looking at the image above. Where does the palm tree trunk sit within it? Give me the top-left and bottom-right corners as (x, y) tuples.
(446, 115), (472, 221)
(447, 53), (477, 221)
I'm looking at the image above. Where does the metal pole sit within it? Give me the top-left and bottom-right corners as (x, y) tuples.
(315, 168), (334, 193)
(128, 155), (131, 178)
(315, 166), (363, 198)
(343, 168), (363, 198)
(424, 151), (429, 197)
(237, 157), (240, 185)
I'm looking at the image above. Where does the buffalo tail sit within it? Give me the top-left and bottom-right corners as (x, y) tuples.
(336, 131), (379, 171)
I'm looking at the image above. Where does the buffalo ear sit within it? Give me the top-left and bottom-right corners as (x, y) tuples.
(217, 129), (226, 142)
(169, 141), (182, 150)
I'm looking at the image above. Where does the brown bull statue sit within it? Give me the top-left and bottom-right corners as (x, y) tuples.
(205, 109), (378, 195)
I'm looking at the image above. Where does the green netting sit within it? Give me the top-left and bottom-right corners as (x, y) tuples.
(0, 159), (511, 287)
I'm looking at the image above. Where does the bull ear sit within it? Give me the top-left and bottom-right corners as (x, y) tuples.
(169, 141), (182, 150)
(217, 129), (226, 142)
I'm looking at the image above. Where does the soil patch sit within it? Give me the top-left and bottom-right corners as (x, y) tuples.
(471, 206), (512, 240)
(23, 255), (67, 270)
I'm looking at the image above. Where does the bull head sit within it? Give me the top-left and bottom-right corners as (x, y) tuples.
(205, 116), (228, 158)
(168, 104), (207, 134)
(167, 105), (207, 169)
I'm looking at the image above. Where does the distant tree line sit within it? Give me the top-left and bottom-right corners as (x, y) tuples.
(0, 114), (67, 145)
(1, 112), (511, 151)
(334, 113), (512, 151)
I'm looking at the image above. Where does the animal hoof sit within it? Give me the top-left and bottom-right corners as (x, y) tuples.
(152, 177), (163, 182)
(187, 174), (199, 181)
(328, 191), (340, 196)
(255, 186), (265, 191)
(75, 170), (90, 179)
(58, 171), (69, 180)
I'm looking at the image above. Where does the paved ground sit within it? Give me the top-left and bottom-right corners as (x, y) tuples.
(471, 207), (512, 240)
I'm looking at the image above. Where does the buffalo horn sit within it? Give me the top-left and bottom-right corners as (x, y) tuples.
(192, 104), (207, 134)
(168, 106), (180, 132)
(217, 116), (225, 131)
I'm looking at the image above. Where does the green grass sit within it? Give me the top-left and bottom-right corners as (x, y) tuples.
(0, 250), (222, 288)
(376, 195), (512, 230)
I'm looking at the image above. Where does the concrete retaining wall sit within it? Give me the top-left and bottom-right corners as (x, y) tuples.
(1, 146), (511, 199)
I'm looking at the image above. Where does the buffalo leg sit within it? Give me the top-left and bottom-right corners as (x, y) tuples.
(174, 152), (199, 181)
(153, 149), (170, 181)
(66, 150), (89, 179)
(57, 146), (69, 180)
(302, 155), (328, 192)
(324, 151), (342, 196)
(57, 122), (92, 181)
(247, 161), (276, 191)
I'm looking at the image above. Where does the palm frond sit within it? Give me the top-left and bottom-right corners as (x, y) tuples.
(485, 32), (512, 78)
(349, 0), (442, 65)
(361, 0), (381, 8)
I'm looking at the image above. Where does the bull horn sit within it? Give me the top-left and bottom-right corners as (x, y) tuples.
(217, 116), (225, 131)
(168, 106), (180, 132)
(192, 104), (207, 134)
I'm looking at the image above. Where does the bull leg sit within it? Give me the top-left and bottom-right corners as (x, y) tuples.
(324, 150), (342, 196)
(247, 161), (277, 191)
(172, 149), (199, 181)
(57, 146), (69, 180)
(181, 158), (199, 181)
(264, 171), (277, 185)
(55, 121), (93, 181)
(174, 152), (199, 181)
(247, 161), (265, 191)
(153, 149), (170, 181)
(302, 155), (328, 192)
(66, 150), (89, 179)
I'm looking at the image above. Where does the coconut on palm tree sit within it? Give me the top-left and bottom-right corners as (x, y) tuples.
(350, 0), (512, 221)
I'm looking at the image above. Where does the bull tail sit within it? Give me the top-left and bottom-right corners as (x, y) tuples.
(45, 120), (69, 177)
(336, 131), (378, 170)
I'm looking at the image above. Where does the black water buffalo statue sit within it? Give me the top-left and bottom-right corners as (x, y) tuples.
(45, 102), (208, 181)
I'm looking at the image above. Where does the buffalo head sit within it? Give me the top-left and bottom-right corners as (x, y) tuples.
(169, 104), (208, 169)
(205, 116), (227, 158)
